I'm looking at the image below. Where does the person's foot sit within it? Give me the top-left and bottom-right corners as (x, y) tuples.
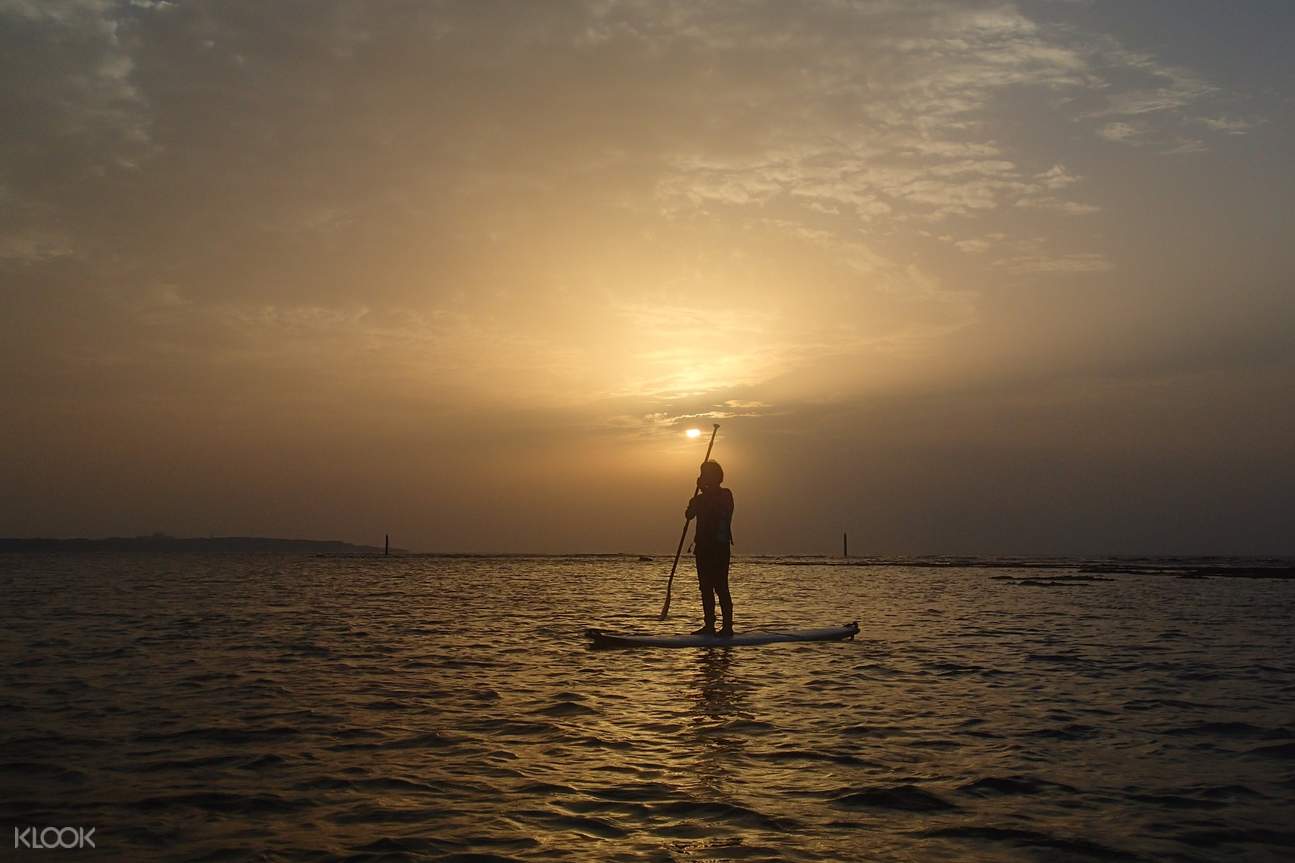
(691, 624), (716, 636)
(717, 624), (734, 638)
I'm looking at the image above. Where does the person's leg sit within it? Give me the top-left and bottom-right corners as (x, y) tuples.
(695, 554), (716, 633)
(715, 547), (733, 634)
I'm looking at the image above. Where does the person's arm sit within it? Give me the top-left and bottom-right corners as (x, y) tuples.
(686, 485), (712, 520)
(723, 489), (734, 544)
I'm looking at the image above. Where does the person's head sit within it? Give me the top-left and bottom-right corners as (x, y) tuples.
(698, 460), (724, 489)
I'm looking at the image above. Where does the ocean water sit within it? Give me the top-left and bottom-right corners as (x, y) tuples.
(3, 554), (1294, 862)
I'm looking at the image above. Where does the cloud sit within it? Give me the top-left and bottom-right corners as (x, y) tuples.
(1034, 164), (1080, 190)
(955, 239), (993, 255)
(1197, 116), (1256, 135)
(1098, 121), (1143, 144)
(0, 0), (156, 174)
(1086, 42), (1217, 118)
(0, 226), (76, 262)
(631, 398), (780, 434)
(646, 3), (1102, 225)
(1014, 164), (1099, 213)
(1078, 38), (1265, 154)
(1162, 137), (1209, 156)
(994, 252), (1112, 274)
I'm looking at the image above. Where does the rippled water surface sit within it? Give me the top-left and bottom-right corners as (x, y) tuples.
(4, 554), (1295, 861)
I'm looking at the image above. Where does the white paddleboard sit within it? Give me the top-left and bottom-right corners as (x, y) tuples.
(586, 621), (858, 648)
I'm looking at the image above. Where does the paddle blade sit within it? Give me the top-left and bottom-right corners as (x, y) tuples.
(659, 593), (671, 620)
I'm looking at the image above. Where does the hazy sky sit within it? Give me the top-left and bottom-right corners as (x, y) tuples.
(3, 0), (1293, 554)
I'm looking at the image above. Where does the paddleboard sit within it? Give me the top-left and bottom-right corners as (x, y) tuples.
(586, 621), (859, 649)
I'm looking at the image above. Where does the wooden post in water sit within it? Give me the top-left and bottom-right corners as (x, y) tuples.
(384, 534), (389, 557)
(843, 532), (848, 559)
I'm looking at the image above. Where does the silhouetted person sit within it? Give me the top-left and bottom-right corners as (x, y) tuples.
(685, 460), (734, 637)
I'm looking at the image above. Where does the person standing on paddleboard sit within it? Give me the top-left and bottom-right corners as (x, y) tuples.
(685, 460), (734, 637)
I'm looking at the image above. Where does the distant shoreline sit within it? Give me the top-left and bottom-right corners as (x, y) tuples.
(0, 536), (396, 554)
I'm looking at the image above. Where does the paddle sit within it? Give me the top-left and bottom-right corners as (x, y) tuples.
(660, 423), (720, 620)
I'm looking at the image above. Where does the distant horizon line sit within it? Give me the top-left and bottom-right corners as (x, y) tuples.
(1, 534), (1291, 562)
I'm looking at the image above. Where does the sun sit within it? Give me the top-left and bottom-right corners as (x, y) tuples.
(685, 428), (702, 439)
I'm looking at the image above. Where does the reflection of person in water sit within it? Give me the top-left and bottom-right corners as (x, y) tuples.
(685, 460), (734, 637)
(686, 648), (747, 797)
(693, 648), (743, 722)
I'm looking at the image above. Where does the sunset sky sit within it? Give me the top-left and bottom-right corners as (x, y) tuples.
(3, 1), (1292, 554)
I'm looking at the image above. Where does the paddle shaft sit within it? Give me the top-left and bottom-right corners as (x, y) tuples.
(660, 424), (720, 619)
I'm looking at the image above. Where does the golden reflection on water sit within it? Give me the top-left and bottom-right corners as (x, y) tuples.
(686, 649), (747, 798)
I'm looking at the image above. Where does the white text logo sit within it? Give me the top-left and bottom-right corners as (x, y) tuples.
(14, 827), (96, 850)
